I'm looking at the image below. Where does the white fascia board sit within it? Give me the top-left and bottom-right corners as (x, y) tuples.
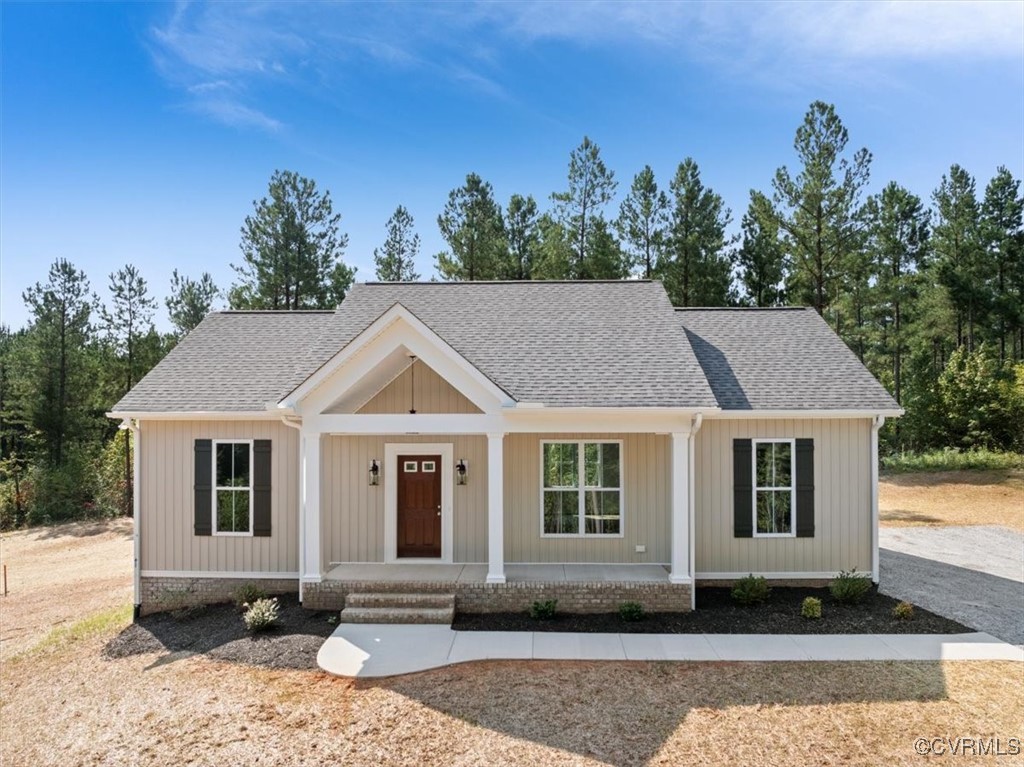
(708, 409), (904, 420)
(280, 303), (514, 414)
(107, 411), (285, 421)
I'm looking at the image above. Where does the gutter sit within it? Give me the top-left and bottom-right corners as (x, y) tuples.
(688, 413), (703, 610)
(118, 418), (142, 619)
(870, 415), (886, 583)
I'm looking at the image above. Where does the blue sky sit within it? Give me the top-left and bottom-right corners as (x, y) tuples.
(2, 1), (1022, 331)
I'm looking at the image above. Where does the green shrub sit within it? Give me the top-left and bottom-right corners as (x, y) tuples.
(243, 597), (280, 632)
(234, 582), (268, 609)
(830, 569), (873, 604)
(619, 601), (646, 622)
(801, 596), (822, 620)
(529, 599), (558, 620)
(731, 574), (771, 605)
(892, 601), (915, 621)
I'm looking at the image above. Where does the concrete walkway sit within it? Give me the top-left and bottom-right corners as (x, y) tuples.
(317, 625), (1024, 678)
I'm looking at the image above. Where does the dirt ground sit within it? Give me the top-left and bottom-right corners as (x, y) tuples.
(2, 626), (1021, 767)
(0, 517), (132, 660)
(879, 469), (1024, 530)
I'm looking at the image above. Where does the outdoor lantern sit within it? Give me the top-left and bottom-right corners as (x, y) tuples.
(456, 459), (468, 485)
(369, 459), (380, 486)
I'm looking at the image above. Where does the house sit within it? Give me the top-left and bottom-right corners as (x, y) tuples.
(109, 281), (901, 618)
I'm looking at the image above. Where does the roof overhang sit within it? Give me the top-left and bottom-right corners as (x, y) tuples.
(278, 302), (515, 416)
(707, 408), (904, 419)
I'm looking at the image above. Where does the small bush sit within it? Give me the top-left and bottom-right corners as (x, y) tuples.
(529, 599), (558, 620)
(892, 601), (915, 621)
(619, 601), (646, 622)
(830, 569), (873, 604)
(234, 582), (268, 609)
(243, 597), (280, 632)
(731, 574), (771, 605)
(801, 596), (822, 620)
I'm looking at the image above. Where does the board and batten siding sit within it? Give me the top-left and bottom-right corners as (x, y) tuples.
(321, 434), (488, 564)
(504, 433), (671, 564)
(139, 420), (299, 573)
(694, 418), (872, 575)
(324, 360), (482, 415)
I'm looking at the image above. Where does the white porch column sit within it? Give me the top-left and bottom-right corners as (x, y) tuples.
(300, 431), (322, 589)
(670, 430), (692, 585)
(486, 432), (506, 584)
(870, 416), (885, 583)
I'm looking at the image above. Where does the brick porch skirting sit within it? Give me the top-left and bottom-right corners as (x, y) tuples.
(302, 579), (693, 614)
(139, 576), (299, 616)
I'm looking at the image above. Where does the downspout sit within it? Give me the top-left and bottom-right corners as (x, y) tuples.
(870, 415), (885, 583)
(119, 418), (142, 619)
(688, 413), (704, 611)
(280, 416), (304, 600)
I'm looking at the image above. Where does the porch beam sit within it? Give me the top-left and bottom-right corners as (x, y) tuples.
(486, 432), (506, 584)
(669, 430), (692, 585)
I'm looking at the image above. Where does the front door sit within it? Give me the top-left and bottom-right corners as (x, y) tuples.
(397, 454), (442, 558)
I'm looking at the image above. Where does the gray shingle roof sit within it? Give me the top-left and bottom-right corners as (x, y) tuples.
(676, 307), (900, 411)
(296, 281), (718, 408)
(112, 311), (334, 412)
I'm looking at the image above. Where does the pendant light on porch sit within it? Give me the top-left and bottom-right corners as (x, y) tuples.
(408, 354), (417, 414)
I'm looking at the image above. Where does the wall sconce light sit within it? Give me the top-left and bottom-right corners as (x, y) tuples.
(456, 458), (468, 486)
(369, 459), (380, 486)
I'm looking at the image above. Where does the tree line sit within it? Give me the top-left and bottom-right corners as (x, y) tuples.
(1, 100), (1021, 527)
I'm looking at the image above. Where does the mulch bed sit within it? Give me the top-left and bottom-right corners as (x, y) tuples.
(453, 586), (972, 635)
(103, 594), (336, 670)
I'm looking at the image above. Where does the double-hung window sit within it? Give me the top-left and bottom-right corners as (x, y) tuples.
(542, 440), (622, 536)
(753, 439), (795, 536)
(214, 440), (253, 535)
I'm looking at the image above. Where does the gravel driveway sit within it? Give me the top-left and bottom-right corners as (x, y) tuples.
(879, 525), (1024, 645)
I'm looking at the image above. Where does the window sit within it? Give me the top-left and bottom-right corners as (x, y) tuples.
(421, 460), (436, 472)
(753, 439), (795, 536)
(403, 460), (418, 472)
(541, 441), (622, 536)
(214, 440), (253, 535)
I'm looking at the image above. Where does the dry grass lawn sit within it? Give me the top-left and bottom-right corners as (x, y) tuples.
(2, 624), (1021, 767)
(0, 518), (132, 660)
(880, 469), (1024, 531)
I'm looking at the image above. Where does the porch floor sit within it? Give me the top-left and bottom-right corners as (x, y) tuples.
(323, 563), (672, 584)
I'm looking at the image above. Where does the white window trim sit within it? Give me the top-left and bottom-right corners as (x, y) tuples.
(212, 439), (254, 537)
(539, 439), (624, 539)
(752, 437), (796, 538)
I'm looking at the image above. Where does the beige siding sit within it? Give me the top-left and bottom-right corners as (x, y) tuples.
(504, 433), (671, 564)
(139, 420), (299, 573)
(322, 434), (488, 563)
(326, 360), (481, 414)
(694, 418), (872, 575)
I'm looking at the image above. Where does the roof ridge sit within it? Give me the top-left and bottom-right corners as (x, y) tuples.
(358, 280), (655, 285)
(214, 309), (337, 315)
(674, 306), (810, 312)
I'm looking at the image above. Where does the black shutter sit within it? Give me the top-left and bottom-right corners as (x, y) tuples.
(194, 439), (212, 536)
(253, 440), (272, 537)
(795, 438), (815, 538)
(733, 438), (753, 538)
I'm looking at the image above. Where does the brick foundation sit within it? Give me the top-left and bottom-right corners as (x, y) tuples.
(302, 579), (692, 614)
(139, 576), (298, 616)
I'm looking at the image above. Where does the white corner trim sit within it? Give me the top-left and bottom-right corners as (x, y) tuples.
(695, 571), (842, 580)
(141, 571), (300, 579)
(383, 442), (454, 564)
(870, 415), (885, 582)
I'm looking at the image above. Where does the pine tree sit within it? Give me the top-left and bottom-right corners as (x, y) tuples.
(737, 194), (786, 306)
(551, 137), (619, 278)
(230, 170), (354, 310)
(616, 166), (668, 278)
(660, 158), (735, 306)
(503, 194), (540, 280)
(166, 270), (218, 337)
(374, 205), (421, 281)
(761, 101), (872, 317)
(436, 173), (506, 281)
(980, 167), (1024, 362)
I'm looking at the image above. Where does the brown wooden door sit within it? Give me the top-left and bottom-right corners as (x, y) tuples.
(397, 455), (442, 558)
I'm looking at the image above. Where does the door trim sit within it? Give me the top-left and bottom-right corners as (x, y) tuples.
(384, 443), (454, 563)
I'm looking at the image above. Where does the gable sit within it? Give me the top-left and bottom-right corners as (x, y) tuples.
(325, 359), (482, 415)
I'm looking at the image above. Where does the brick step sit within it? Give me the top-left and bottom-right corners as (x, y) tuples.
(338, 606), (455, 625)
(346, 592), (455, 610)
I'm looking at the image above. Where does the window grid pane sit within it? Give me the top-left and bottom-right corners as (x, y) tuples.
(542, 441), (621, 536)
(214, 442), (252, 534)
